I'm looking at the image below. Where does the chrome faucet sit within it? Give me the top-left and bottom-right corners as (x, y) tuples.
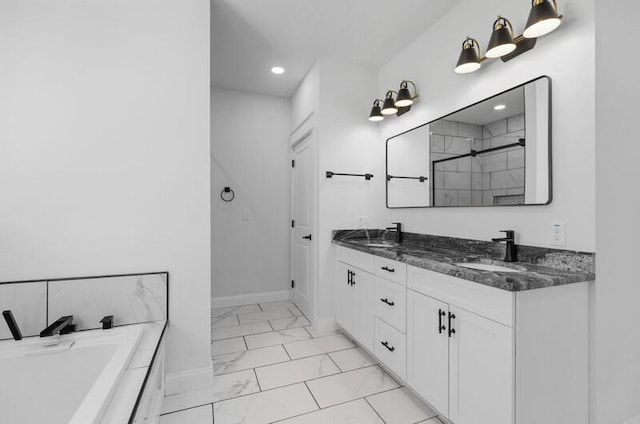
(491, 230), (517, 262)
(40, 315), (75, 337)
(386, 222), (403, 243)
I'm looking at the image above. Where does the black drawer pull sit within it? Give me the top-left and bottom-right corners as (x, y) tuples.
(380, 298), (395, 306)
(448, 312), (456, 338)
(381, 341), (395, 352)
(381, 266), (395, 273)
(438, 309), (446, 334)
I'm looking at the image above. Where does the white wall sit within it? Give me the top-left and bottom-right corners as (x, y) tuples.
(377, 0), (596, 252)
(211, 88), (291, 301)
(291, 59), (381, 322)
(0, 0), (212, 386)
(594, 1), (640, 422)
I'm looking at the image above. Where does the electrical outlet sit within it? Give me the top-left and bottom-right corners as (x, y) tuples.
(358, 216), (368, 228)
(550, 221), (566, 246)
(242, 209), (250, 221)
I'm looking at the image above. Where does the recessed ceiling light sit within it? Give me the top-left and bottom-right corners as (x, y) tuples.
(494, 104), (506, 111)
(271, 66), (285, 75)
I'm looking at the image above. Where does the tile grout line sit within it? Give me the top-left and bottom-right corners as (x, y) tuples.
(160, 402), (214, 417)
(304, 380), (322, 410)
(363, 396), (389, 424)
(252, 368), (262, 392)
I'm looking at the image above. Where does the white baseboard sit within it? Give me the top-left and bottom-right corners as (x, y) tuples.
(211, 290), (291, 309)
(165, 365), (214, 396)
(623, 414), (640, 424)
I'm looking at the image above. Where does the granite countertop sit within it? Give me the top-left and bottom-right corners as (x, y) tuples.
(332, 230), (595, 292)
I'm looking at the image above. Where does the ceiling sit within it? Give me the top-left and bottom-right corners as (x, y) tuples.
(211, 0), (460, 98)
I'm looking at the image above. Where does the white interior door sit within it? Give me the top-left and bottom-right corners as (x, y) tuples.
(291, 134), (315, 319)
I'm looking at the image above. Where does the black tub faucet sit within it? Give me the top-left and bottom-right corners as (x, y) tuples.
(2, 310), (23, 341)
(492, 230), (518, 262)
(40, 315), (75, 337)
(386, 222), (403, 243)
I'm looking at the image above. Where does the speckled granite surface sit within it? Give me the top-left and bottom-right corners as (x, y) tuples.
(332, 229), (595, 292)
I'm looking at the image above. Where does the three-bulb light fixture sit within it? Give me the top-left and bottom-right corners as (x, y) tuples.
(368, 80), (418, 122)
(455, 0), (563, 74)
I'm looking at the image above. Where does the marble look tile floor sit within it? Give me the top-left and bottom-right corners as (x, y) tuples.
(160, 300), (444, 424)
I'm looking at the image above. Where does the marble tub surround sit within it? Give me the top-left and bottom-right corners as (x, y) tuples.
(49, 273), (168, 331)
(0, 272), (168, 341)
(333, 230), (595, 291)
(0, 282), (47, 340)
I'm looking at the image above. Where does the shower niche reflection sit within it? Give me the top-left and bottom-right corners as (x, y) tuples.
(386, 76), (551, 208)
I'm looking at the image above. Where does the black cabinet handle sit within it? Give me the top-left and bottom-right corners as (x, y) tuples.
(302, 234), (312, 240)
(438, 309), (446, 334)
(381, 266), (395, 273)
(381, 341), (395, 352)
(448, 312), (456, 337)
(347, 270), (352, 285)
(380, 298), (395, 306)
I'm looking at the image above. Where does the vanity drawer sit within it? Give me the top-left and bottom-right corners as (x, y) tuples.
(408, 265), (515, 327)
(374, 317), (406, 380)
(374, 277), (406, 333)
(374, 257), (407, 285)
(337, 246), (374, 273)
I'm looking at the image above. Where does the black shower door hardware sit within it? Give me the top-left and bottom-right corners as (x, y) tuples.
(432, 138), (526, 165)
(325, 171), (373, 180)
(386, 175), (427, 182)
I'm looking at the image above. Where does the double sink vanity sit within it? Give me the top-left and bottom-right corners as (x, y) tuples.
(332, 228), (594, 424)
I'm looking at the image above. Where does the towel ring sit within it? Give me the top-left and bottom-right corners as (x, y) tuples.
(220, 187), (235, 202)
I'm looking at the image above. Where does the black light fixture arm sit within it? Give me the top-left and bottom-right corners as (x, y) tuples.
(400, 80), (417, 91)
(462, 36), (486, 61)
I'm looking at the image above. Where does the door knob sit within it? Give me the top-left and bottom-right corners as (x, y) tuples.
(302, 234), (312, 240)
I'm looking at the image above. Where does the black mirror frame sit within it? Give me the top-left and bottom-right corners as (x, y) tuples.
(385, 75), (552, 209)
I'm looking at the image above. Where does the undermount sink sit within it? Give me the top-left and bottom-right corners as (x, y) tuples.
(454, 262), (524, 273)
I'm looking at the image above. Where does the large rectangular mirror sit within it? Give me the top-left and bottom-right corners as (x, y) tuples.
(386, 76), (551, 208)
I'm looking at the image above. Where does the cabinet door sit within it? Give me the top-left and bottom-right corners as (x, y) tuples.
(351, 268), (374, 352)
(407, 290), (450, 416)
(448, 307), (514, 424)
(335, 262), (355, 335)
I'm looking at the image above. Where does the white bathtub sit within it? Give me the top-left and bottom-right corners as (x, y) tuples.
(0, 324), (143, 424)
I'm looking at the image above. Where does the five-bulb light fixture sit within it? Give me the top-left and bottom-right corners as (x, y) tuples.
(455, 0), (563, 74)
(368, 80), (418, 122)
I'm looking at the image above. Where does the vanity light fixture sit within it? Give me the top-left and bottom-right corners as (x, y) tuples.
(486, 16), (517, 58)
(454, 1), (564, 74)
(381, 91), (399, 115)
(523, 0), (562, 38)
(395, 81), (418, 107)
(455, 37), (483, 74)
(368, 99), (385, 122)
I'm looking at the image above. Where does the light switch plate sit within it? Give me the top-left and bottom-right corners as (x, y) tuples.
(242, 209), (250, 221)
(358, 216), (368, 228)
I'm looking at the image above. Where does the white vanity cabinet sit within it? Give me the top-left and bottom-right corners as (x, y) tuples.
(408, 267), (515, 424)
(335, 249), (374, 352)
(335, 245), (590, 424)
